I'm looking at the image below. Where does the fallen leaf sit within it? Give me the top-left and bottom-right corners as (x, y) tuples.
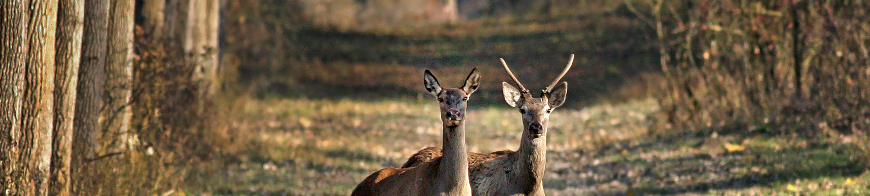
(750, 166), (761, 172)
(786, 184), (797, 192)
(724, 143), (745, 152)
(299, 117), (312, 128)
(844, 178), (856, 185)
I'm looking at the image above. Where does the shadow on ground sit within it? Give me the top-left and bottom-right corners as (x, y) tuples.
(552, 125), (866, 195)
(244, 12), (661, 109)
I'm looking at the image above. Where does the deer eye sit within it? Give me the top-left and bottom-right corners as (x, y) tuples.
(546, 109), (552, 113)
(519, 108), (526, 114)
(438, 97), (444, 102)
(461, 97), (468, 101)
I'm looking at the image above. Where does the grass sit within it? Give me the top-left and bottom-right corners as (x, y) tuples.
(181, 95), (869, 195)
(572, 126), (869, 195)
(204, 2), (869, 195)
(183, 95), (655, 195)
(246, 6), (660, 106)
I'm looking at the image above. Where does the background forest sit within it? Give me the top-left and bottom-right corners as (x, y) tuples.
(1, 0), (869, 195)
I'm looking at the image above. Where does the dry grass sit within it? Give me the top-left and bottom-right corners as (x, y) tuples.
(179, 96), (870, 195)
(192, 1), (870, 195)
(183, 96), (657, 195)
(120, 93), (869, 196)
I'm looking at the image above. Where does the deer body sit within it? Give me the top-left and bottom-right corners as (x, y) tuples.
(352, 68), (481, 196)
(400, 56), (573, 196)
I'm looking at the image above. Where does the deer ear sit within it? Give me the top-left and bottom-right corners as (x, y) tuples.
(502, 82), (521, 108)
(461, 67), (481, 95)
(423, 69), (442, 96)
(548, 81), (568, 108)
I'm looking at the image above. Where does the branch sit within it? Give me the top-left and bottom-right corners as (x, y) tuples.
(623, 0), (656, 29)
(86, 152), (124, 162)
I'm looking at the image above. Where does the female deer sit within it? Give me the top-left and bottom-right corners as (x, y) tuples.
(402, 55), (574, 196)
(352, 68), (480, 196)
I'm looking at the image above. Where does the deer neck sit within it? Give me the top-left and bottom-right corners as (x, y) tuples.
(438, 123), (471, 195)
(513, 126), (547, 192)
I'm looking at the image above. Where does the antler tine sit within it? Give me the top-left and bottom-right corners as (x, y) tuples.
(500, 58), (528, 93)
(543, 54), (574, 94)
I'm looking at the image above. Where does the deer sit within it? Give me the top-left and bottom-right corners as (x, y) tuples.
(400, 55), (574, 196)
(351, 68), (481, 196)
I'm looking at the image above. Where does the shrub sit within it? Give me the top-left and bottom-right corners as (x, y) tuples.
(639, 0), (870, 163)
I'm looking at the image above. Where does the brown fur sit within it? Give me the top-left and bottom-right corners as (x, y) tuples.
(402, 147), (513, 168)
(352, 158), (439, 196)
(398, 81), (569, 196)
(351, 68), (480, 196)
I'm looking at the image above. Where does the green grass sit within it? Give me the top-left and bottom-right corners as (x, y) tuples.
(181, 96), (869, 195)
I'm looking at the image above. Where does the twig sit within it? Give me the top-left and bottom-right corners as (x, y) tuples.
(86, 152), (124, 162)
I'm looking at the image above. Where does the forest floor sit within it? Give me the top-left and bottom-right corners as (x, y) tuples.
(185, 96), (869, 195)
(190, 4), (868, 195)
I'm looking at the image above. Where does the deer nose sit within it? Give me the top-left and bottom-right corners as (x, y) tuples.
(529, 122), (543, 136)
(446, 108), (462, 120)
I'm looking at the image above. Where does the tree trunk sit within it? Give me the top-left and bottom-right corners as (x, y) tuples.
(194, 0), (220, 96)
(19, 0), (59, 195)
(445, 0), (458, 24)
(170, 0), (219, 97)
(103, 0), (135, 152)
(72, 0), (109, 194)
(164, 0), (192, 57)
(51, 0), (85, 195)
(0, 0), (29, 193)
(790, 0), (803, 99)
(141, 0), (165, 40)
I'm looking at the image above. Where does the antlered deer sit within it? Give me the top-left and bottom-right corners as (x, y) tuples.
(401, 55), (574, 196)
(352, 68), (481, 196)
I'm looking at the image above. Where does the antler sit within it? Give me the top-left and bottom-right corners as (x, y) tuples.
(542, 54), (574, 95)
(499, 58), (529, 94)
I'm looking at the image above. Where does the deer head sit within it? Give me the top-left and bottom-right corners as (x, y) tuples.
(500, 55), (572, 141)
(424, 68), (481, 127)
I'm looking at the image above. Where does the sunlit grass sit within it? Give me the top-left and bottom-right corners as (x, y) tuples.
(182, 96), (870, 195)
(185, 96), (657, 195)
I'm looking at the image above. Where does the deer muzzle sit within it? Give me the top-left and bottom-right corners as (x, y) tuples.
(445, 108), (463, 121)
(529, 122), (544, 138)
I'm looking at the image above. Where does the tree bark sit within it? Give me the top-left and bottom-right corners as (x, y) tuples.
(168, 0), (219, 97)
(445, 0), (458, 24)
(72, 0), (109, 194)
(141, 0), (165, 40)
(51, 0), (85, 195)
(0, 0), (29, 193)
(103, 0), (135, 152)
(196, 0), (220, 96)
(164, 0), (192, 57)
(19, 0), (59, 195)
(790, 0), (803, 98)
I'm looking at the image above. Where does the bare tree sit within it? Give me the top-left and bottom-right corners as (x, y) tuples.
(202, 0), (221, 95)
(0, 0), (29, 193)
(51, 0), (85, 195)
(164, 0), (192, 57)
(72, 0), (109, 194)
(187, 0), (221, 96)
(445, 0), (458, 24)
(141, 0), (165, 40)
(103, 0), (135, 151)
(790, 0), (804, 99)
(18, 0), (59, 195)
